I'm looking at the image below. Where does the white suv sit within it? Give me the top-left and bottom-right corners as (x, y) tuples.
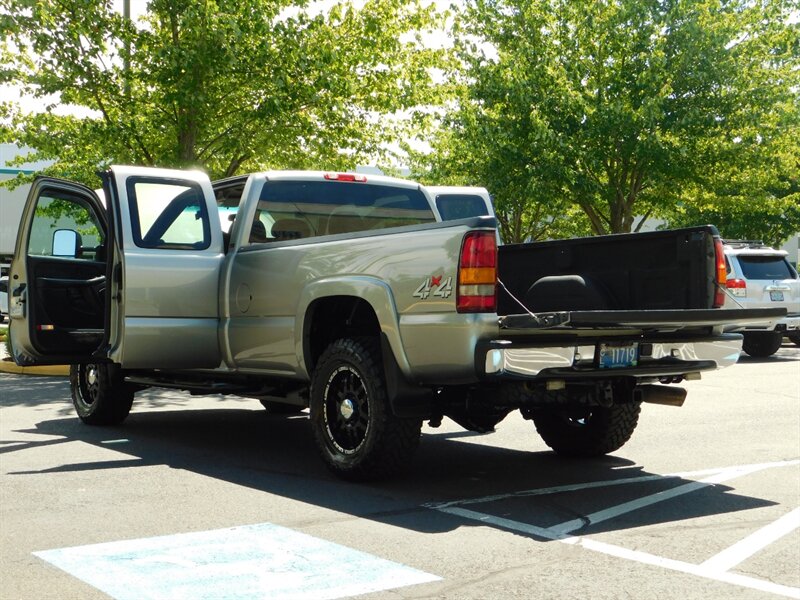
(723, 241), (800, 357)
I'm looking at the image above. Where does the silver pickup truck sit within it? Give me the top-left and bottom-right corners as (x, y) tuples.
(8, 166), (784, 480)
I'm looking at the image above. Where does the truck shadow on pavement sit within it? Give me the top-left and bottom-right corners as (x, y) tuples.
(737, 342), (800, 364)
(0, 376), (78, 409)
(2, 385), (778, 542)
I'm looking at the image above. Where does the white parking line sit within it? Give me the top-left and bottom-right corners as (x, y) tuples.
(437, 507), (800, 598)
(428, 460), (800, 599)
(577, 537), (800, 599)
(438, 506), (563, 540)
(550, 462), (785, 536)
(426, 460), (799, 511)
(700, 507), (800, 573)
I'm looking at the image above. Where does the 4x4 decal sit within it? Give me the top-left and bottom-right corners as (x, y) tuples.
(413, 275), (453, 300)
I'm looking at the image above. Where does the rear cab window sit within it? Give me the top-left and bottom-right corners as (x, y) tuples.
(250, 180), (436, 242)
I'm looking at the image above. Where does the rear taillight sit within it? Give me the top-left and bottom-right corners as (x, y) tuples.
(713, 238), (726, 308)
(726, 278), (747, 297)
(457, 231), (497, 313)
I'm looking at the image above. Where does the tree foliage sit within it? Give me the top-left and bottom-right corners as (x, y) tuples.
(664, 178), (800, 247)
(0, 0), (445, 186)
(415, 0), (799, 242)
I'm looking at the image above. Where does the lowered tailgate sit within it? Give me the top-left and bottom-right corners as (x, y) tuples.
(499, 307), (787, 331)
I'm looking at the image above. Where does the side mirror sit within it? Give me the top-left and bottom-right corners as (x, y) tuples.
(52, 229), (80, 258)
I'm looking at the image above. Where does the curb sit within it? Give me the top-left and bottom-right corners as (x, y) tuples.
(0, 359), (70, 377)
(1, 326), (68, 377)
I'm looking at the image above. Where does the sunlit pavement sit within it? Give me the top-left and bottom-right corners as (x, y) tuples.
(1, 342), (798, 599)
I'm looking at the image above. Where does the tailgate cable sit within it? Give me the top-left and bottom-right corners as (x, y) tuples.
(717, 282), (746, 308)
(498, 279), (536, 317)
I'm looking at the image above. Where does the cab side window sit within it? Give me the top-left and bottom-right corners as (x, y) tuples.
(128, 179), (210, 250)
(28, 193), (105, 261)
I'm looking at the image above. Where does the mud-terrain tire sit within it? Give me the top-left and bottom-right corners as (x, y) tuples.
(70, 363), (134, 425)
(532, 402), (641, 457)
(742, 331), (783, 358)
(310, 338), (421, 481)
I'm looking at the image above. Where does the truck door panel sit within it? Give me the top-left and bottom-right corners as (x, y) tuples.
(107, 168), (223, 369)
(8, 180), (108, 364)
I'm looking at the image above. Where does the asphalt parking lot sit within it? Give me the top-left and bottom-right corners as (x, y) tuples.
(1, 341), (798, 599)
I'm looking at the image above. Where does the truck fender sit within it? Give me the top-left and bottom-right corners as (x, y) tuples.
(295, 276), (413, 380)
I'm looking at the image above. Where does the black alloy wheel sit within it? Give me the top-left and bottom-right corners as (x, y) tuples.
(70, 362), (134, 425)
(310, 338), (421, 481)
(323, 364), (371, 455)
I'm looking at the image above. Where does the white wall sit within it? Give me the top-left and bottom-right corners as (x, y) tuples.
(780, 235), (800, 268)
(0, 145), (54, 268)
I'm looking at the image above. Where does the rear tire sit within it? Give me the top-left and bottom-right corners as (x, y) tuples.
(742, 331), (782, 358)
(532, 402), (641, 457)
(70, 363), (134, 425)
(310, 338), (421, 481)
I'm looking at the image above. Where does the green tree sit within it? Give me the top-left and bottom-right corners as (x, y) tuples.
(416, 0), (799, 242)
(0, 0), (445, 186)
(658, 130), (800, 247)
(663, 175), (800, 247)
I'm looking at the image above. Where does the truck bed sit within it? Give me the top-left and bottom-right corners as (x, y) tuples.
(498, 226), (719, 315)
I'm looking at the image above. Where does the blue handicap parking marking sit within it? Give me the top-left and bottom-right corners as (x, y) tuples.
(34, 523), (441, 600)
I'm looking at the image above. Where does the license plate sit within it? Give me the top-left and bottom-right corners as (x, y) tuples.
(598, 342), (638, 369)
(770, 291), (784, 302)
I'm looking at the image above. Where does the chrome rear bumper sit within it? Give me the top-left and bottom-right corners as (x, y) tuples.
(482, 334), (743, 379)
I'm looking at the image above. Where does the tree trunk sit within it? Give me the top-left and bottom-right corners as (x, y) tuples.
(177, 114), (197, 164)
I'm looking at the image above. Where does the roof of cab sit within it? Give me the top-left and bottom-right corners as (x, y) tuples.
(251, 170), (422, 190)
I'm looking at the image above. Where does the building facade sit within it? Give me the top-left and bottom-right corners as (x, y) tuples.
(1, 144), (54, 275)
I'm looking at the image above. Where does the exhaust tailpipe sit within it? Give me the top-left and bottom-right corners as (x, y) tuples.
(637, 385), (687, 407)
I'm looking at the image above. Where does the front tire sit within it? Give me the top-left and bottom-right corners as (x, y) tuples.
(70, 363), (134, 425)
(532, 402), (641, 457)
(742, 331), (782, 357)
(310, 338), (421, 481)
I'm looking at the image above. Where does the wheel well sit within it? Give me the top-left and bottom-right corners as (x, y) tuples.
(304, 296), (381, 374)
